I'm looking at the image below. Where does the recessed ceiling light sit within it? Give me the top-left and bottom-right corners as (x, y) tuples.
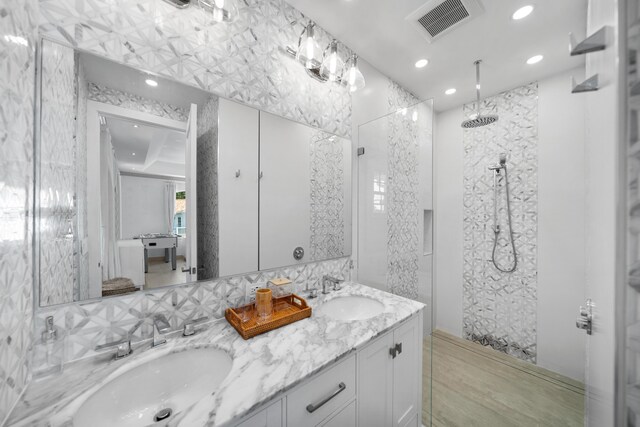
(132, 152), (136, 156)
(133, 124), (139, 128)
(445, 88), (457, 95)
(526, 54), (543, 65)
(512, 5), (534, 20)
(145, 78), (158, 87)
(415, 59), (429, 68)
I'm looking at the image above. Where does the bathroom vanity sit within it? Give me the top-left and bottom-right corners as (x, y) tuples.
(8, 283), (423, 427)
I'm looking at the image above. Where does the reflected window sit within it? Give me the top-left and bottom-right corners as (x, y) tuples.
(373, 175), (386, 213)
(174, 191), (186, 236)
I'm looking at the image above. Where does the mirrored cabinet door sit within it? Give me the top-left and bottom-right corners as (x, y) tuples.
(259, 112), (351, 270)
(218, 99), (259, 277)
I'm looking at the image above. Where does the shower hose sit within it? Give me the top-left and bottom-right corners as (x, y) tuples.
(491, 165), (517, 273)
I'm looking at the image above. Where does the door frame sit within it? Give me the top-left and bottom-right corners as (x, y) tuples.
(86, 100), (187, 299)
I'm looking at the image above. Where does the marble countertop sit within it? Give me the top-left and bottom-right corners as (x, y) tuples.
(9, 282), (424, 427)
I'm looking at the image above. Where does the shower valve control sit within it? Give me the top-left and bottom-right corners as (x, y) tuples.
(576, 299), (593, 335)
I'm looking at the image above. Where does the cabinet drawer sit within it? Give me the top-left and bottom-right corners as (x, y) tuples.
(287, 355), (356, 426)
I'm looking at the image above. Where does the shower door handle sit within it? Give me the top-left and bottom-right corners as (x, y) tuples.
(576, 299), (593, 335)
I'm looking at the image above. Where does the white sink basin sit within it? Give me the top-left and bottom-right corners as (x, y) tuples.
(74, 348), (232, 427)
(316, 295), (384, 321)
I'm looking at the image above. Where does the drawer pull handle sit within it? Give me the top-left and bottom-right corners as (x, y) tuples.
(395, 342), (402, 355)
(305, 382), (346, 413)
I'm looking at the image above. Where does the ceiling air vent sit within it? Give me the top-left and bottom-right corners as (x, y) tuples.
(406, 0), (484, 43)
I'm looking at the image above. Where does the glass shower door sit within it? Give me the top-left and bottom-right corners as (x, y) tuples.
(357, 99), (434, 426)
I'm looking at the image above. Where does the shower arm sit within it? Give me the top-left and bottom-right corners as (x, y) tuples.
(475, 60), (482, 116)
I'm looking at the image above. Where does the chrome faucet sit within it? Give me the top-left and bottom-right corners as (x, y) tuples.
(95, 338), (132, 360)
(183, 316), (208, 336)
(322, 275), (343, 294)
(152, 314), (171, 347)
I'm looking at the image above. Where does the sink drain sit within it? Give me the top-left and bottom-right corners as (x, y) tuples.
(154, 408), (173, 422)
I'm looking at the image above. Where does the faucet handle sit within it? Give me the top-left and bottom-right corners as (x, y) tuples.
(95, 337), (132, 359)
(41, 316), (58, 343)
(183, 317), (208, 336)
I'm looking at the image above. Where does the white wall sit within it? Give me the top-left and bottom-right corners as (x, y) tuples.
(434, 67), (587, 381)
(120, 175), (185, 258)
(537, 69), (587, 381)
(433, 107), (464, 337)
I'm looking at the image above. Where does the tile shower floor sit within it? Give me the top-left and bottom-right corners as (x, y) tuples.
(423, 330), (584, 427)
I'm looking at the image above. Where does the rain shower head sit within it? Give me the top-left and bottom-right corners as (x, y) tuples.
(461, 114), (498, 128)
(461, 60), (498, 129)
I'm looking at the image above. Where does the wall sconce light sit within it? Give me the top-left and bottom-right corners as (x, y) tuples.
(284, 22), (366, 93)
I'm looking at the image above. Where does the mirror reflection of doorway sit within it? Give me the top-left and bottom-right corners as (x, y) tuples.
(93, 112), (194, 296)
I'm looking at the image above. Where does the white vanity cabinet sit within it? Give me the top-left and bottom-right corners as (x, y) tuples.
(358, 314), (422, 427)
(231, 312), (422, 427)
(235, 400), (283, 427)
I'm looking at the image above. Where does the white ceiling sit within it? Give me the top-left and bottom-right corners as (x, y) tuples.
(106, 117), (186, 179)
(81, 52), (211, 110)
(286, 0), (588, 112)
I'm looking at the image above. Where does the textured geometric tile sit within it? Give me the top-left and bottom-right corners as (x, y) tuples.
(87, 82), (189, 121)
(39, 39), (77, 306)
(32, 257), (351, 375)
(386, 81), (422, 300)
(310, 130), (346, 260)
(196, 97), (220, 281)
(0, 0), (38, 422)
(38, 0), (352, 138)
(462, 83), (538, 364)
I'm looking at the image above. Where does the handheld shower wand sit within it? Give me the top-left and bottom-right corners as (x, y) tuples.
(489, 154), (517, 273)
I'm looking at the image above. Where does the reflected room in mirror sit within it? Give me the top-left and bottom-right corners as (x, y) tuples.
(36, 38), (351, 307)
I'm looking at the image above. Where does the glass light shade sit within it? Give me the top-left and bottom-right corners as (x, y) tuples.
(320, 40), (344, 82)
(296, 23), (322, 69)
(343, 54), (365, 93)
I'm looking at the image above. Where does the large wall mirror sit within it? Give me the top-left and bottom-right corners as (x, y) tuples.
(36, 38), (352, 307)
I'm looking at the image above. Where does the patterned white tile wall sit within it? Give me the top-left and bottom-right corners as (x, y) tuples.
(39, 39), (77, 306)
(0, 0), (37, 422)
(197, 96), (220, 280)
(75, 56), (89, 302)
(39, 0), (352, 138)
(32, 257), (351, 375)
(386, 82), (422, 300)
(310, 130), (346, 260)
(462, 83), (538, 363)
(87, 82), (189, 122)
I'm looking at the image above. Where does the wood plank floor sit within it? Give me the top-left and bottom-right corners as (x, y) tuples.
(422, 330), (584, 427)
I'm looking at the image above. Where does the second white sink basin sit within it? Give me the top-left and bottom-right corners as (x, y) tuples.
(317, 295), (384, 321)
(74, 347), (232, 427)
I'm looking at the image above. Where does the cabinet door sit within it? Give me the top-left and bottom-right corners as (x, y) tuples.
(392, 316), (421, 427)
(218, 98), (259, 277)
(319, 400), (356, 427)
(259, 111), (312, 270)
(235, 400), (283, 427)
(357, 331), (394, 427)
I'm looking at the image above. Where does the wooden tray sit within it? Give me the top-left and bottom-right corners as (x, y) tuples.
(225, 294), (312, 340)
